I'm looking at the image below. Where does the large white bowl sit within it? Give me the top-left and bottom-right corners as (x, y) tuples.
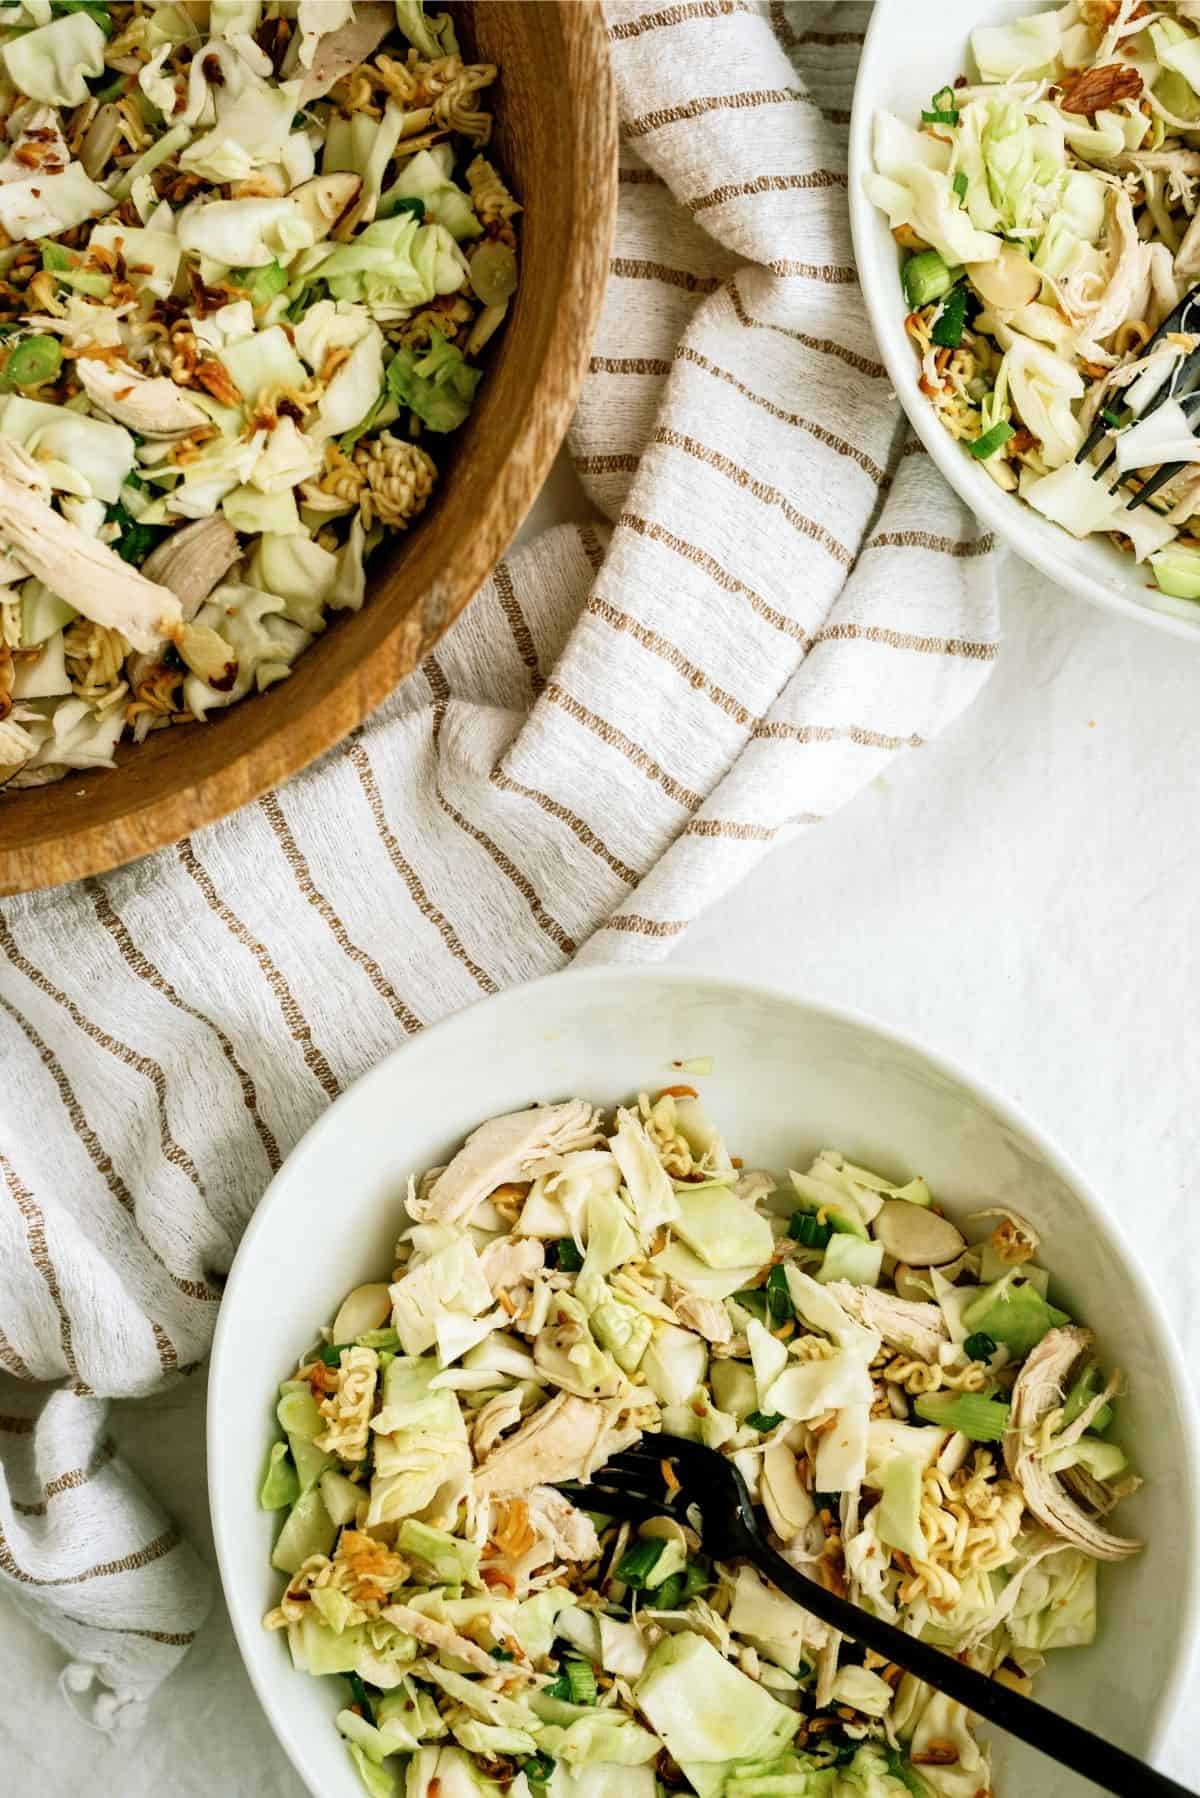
(848, 0), (1200, 641)
(209, 969), (1199, 1798)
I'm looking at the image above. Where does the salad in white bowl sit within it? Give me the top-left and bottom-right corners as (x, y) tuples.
(258, 1088), (1143, 1798)
(863, 0), (1200, 612)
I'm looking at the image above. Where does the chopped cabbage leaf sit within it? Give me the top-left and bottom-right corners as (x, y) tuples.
(389, 1237), (493, 1356)
(0, 161), (113, 241)
(386, 337), (482, 434)
(385, 149), (482, 241)
(395, 1), (458, 59)
(636, 1633), (796, 1766)
(2, 12), (106, 105)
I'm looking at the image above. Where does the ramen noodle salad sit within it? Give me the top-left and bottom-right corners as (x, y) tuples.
(0, 0), (517, 791)
(865, 0), (1200, 613)
(260, 1090), (1142, 1798)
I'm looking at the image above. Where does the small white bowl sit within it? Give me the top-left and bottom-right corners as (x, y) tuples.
(209, 968), (1199, 1798)
(848, 0), (1200, 640)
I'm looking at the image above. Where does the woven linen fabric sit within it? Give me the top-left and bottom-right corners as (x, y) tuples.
(0, 0), (999, 1722)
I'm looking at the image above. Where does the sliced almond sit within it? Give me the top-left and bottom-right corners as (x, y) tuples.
(331, 1281), (393, 1342)
(871, 1199), (966, 1268)
(966, 243), (1041, 312)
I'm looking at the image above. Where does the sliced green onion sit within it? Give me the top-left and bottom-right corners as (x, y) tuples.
(901, 248), (954, 309)
(391, 195), (426, 219)
(1063, 1362), (1113, 1435)
(931, 283), (967, 349)
(555, 1238), (583, 1272)
(732, 1287), (769, 1322)
(746, 1410), (783, 1432)
(681, 1560), (709, 1601)
(788, 1210), (832, 1249)
(7, 335), (62, 387)
(914, 1390), (1010, 1441)
(952, 171), (968, 202)
(615, 1537), (666, 1589)
(969, 421), (1015, 460)
(104, 501), (166, 567)
(55, 0), (114, 32)
(765, 1264), (794, 1327)
(963, 1331), (997, 1363)
(319, 1343), (347, 1367)
(885, 1749), (928, 1798)
(654, 1572), (685, 1609)
(490, 1645), (515, 1661)
(542, 1673), (571, 1701)
(923, 84), (959, 125)
(1102, 406), (1124, 428)
(522, 1754), (557, 1786)
(87, 67), (128, 102)
(346, 1671), (376, 1726)
(563, 1658), (597, 1704)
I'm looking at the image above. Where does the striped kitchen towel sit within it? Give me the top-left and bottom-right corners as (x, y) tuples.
(0, 0), (998, 1720)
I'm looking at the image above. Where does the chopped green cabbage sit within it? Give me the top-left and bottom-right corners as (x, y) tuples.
(670, 1184), (774, 1271)
(385, 337), (483, 434)
(636, 1633), (796, 1766)
(259, 1440), (300, 1510)
(2, 11), (106, 105)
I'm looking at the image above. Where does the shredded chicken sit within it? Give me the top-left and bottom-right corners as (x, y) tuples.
(1004, 1326), (1141, 1559)
(0, 442), (180, 654)
(414, 1102), (602, 1225)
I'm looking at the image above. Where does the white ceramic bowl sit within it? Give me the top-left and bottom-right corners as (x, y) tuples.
(848, 0), (1200, 640)
(209, 969), (1199, 1798)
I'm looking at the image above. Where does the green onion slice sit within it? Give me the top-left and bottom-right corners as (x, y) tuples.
(563, 1658), (597, 1704)
(969, 421), (1015, 460)
(615, 1536), (666, 1589)
(746, 1410), (783, 1432)
(7, 335), (62, 387)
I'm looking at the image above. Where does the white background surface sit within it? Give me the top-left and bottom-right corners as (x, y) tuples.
(4, 458), (1200, 1793)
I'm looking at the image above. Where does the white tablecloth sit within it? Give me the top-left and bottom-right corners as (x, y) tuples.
(4, 462), (1199, 1791)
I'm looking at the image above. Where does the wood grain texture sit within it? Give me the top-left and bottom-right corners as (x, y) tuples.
(0, 1), (618, 896)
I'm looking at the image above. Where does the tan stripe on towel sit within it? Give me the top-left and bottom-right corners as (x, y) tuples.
(609, 256), (721, 294)
(489, 767), (641, 889)
(346, 739), (498, 995)
(0, 915), (210, 1217)
(672, 347), (887, 479)
(259, 793), (423, 1036)
(609, 0), (755, 40)
(0, 992), (214, 1318)
(11, 1441), (116, 1518)
(0, 1523), (179, 1587)
(811, 622), (999, 662)
(685, 170), (846, 213)
(0, 1152), (77, 1380)
(545, 682), (706, 813)
(586, 594), (755, 727)
(86, 881), (281, 1176)
(177, 839), (341, 1101)
(624, 88), (809, 139)
(727, 280), (886, 376)
(493, 559), (545, 695)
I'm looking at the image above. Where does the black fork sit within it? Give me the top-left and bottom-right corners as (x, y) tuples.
(557, 1433), (1195, 1798)
(1075, 284), (1200, 513)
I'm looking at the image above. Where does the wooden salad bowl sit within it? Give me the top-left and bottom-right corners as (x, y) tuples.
(0, 1), (617, 896)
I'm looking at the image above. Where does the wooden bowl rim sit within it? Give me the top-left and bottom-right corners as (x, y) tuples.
(0, 2), (616, 898)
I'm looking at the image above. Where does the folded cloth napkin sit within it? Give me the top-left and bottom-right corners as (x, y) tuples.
(0, 0), (998, 1723)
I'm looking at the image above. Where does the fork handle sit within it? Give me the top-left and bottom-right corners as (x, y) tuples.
(753, 1537), (1194, 1798)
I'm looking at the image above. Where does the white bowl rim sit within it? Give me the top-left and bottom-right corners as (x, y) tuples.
(847, 0), (1200, 644)
(208, 963), (1200, 1789)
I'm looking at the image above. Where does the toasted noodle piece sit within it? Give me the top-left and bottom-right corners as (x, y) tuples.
(298, 0), (396, 102)
(1004, 1325), (1141, 1560)
(75, 358), (209, 438)
(382, 1605), (507, 1673)
(472, 1392), (617, 1496)
(0, 441), (180, 654)
(825, 1281), (948, 1363)
(414, 1100), (601, 1225)
(141, 516), (240, 620)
